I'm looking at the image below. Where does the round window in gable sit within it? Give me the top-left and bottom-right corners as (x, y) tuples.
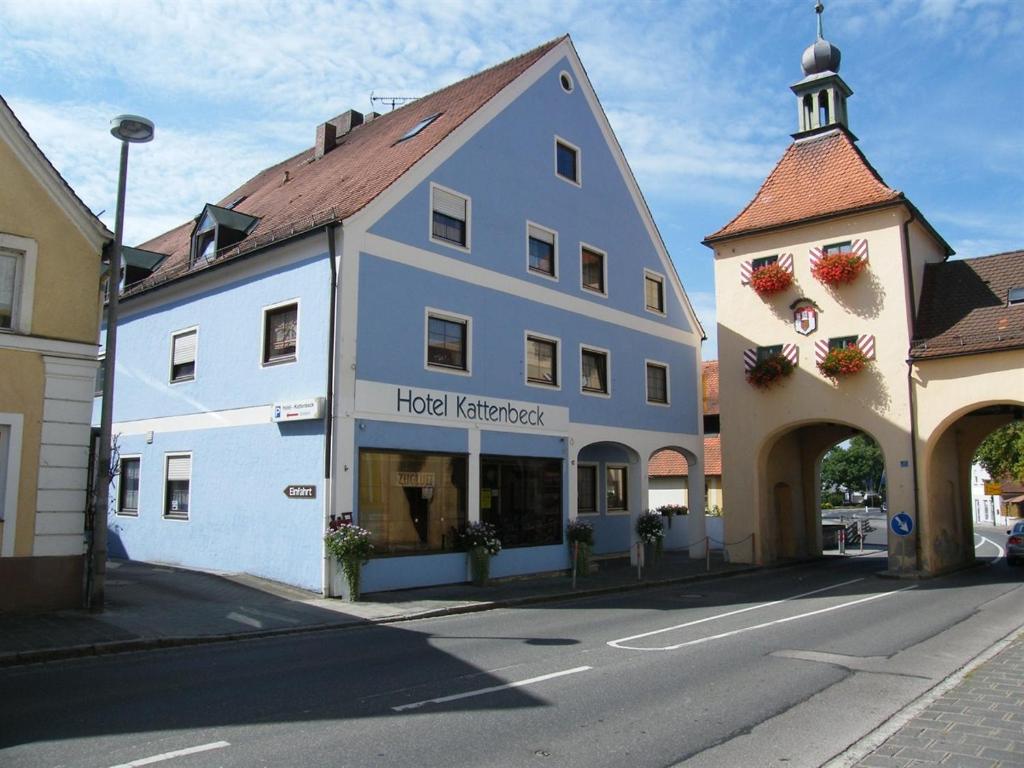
(559, 71), (574, 93)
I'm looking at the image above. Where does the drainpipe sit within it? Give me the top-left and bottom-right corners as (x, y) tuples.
(900, 209), (922, 572)
(322, 223), (340, 596)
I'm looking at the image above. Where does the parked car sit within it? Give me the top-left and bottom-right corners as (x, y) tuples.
(1006, 521), (1024, 566)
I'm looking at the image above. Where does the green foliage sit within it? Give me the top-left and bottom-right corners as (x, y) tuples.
(820, 435), (884, 498)
(637, 510), (664, 542)
(974, 422), (1024, 482)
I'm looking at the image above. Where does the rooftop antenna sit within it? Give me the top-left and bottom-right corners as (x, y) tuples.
(370, 90), (419, 112)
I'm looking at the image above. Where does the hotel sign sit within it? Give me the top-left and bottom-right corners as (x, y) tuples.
(355, 381), (569, 432)
(272, 397), (325, 423)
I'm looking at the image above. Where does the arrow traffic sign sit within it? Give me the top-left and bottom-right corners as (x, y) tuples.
(890, 512), (914, 537)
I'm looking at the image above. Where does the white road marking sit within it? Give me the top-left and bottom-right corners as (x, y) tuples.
(391, 666), (592, 712)
(226, 611), (263, 628)
(974, 534), (1005, 559)
(607, 577), (864, 649)
(108, 741), (230, 768)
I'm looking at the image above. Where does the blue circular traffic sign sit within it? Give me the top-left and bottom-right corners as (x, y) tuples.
(890, 512), (914, 537)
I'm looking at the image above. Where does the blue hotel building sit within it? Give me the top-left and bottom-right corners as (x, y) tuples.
(101, 37), (706, 595)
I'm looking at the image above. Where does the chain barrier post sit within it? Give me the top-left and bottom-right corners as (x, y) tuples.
(859, 520), (864, 552)
(572, 540), (578, 590)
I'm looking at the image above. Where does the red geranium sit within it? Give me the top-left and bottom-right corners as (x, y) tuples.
(749, 263), (793, 295)
(812, 252), (866, 286)
(746, 354), (794, 389)
(817, 346), (868, 381)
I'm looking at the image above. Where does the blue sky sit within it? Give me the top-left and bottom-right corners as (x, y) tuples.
(2, 0), (1021, 358)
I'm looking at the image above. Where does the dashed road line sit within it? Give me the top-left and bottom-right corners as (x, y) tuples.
(392, 666), (592, 712)
(108, 740), (230, 768)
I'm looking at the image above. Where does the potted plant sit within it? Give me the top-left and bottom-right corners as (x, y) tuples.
(567, 519), (595, 576)
(459, 521), (502, 586)
(818, 346), (868, 382)
(749, 263), (793, 296)
(637, 510), (665, 562)
(324, 519), (374, 602)
(657, 503), (687, 528)
(812, 251), (866, 286)
(746, 353), (795, 390)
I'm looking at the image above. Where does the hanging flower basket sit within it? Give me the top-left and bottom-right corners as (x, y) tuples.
(749, 263), (793, 295)
(812, 252), (866, 286)
(746, 354), (795, 389)
(817, 346), (868, 381)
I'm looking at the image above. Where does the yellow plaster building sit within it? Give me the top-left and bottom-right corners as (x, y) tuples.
(703, 14), (1022, 576)
(0, 96), (111, 610)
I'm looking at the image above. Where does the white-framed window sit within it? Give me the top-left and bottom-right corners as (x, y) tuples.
(823, 241), (853, 257)
(262, 300), (298, 366)
(559, 70), (575, 94)
(580, 344), (610, 397)
(94, 354), (105, 397)
(644, 270), (666, 315)
(646, 360), (670, 405)
(163, 453), (191, 521)
(1008, 287), (1024, 306)
(169, 327), (198, 383)
(0, 234), (37, 335)
(430, 182), (471, 251)
(752, 254), (778, 270)
(555, 136), (581, 186)
(580, 243), (607, 296)
(527, 222), (558, 280)
(525, 331), (560, 389)
(607, 465), (628, 512)
(117, 456), (141, 517)
(577, 463), (598, 514)
(425, 308), (471, 375)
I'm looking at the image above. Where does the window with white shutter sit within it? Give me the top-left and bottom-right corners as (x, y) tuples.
(164, 454), (191, 520)
(170, 329), (197, 382)
(430, 184), (469, 249)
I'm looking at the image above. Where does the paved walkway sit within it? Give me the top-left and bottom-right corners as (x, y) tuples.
(849, 635), (1024, 768)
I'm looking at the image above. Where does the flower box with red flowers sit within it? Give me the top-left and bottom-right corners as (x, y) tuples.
(812, 252), (866, 286)
(749, 262), (793, 295)
(817, 346), (868, 381)
(746, 354), (795, 390)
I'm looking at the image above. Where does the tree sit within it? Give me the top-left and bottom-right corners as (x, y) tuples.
(820, 435), (885, 499)
(974, 422), (1024, 483)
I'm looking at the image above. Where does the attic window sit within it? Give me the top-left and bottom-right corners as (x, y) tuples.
(226, 195), (247, 210)
(397, 113), (441, 143)
(189, 204), (260, 267)
(1009, 287), (1024, 306)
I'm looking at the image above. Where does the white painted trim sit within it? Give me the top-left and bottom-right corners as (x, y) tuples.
(525, 219), (559, 282)
(363, 233), (699, 345)
(579, 241), (608, 299)
(524, 330), (561, 391)
(260, 297), (300, 368)
(113, 405), (271, 436)
(0, 100), (112, 252)
(115, 454), (141, 517)
(579, 343), (612, 398)
(162, 451), (192, 521)
(428, 182), (472, 254)
(607, 463), (629, 513)
(554, 135), (582, 188)
(168, 325), (199, 384)
(645, 359), (671, 407)
(0, 233), (37, 335)
(467, 429), (481, 525)
(643, 269), (667, 317)
(577, 461), (599, 514)
(424, 306), (473, 376)
(0, 413), (23, 556)
(0, 331), (97, 359)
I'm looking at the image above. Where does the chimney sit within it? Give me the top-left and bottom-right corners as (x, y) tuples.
(314, 109), (364, 159)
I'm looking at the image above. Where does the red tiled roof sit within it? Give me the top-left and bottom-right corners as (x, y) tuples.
(126, 37), (565, 296)
(702, 360), (719, 415)
(705, 129), (903, 243)
(648, 436), (721, 478)
(911, 250), (1024, 360)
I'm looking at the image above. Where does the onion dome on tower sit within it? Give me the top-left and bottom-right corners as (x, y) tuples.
(791, 2), (852, 137)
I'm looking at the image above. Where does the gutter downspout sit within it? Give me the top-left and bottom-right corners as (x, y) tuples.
(900, 209), (922, 572)
(322, 224), (339, 596)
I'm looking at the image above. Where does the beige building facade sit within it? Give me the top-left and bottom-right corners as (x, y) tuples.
(705, 20), (1021, 575)
(0, 96), (110, 610)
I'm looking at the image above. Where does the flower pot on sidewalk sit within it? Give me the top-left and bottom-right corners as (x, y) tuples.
(469, 546), (491, 586)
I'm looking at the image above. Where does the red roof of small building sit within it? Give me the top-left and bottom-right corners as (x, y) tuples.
(126, 37), (565, 296)
(648, 435), (721, 478)
(911, 250), (1024, 360)
(702, 360), (719, 416)
(704, 128), (948, 254)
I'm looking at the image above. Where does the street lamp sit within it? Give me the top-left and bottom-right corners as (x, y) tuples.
(87, 114), (154, 611)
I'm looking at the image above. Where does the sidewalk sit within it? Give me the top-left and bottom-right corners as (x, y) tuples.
(0, 549), (751, 666)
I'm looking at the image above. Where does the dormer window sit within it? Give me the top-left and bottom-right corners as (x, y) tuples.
(189, 204), (259, 268)
(1009, 287), (1024, 306)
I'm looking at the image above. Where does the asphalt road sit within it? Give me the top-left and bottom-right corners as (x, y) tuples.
(1, 528), (1021, 768)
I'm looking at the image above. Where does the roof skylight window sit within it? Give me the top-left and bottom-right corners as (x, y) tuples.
(1009, 287), (1024, 305)
(396, 113), (441, 143)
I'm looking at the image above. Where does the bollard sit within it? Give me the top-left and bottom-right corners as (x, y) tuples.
(572, 540), (578, 590)
(839, 525), (846, 555)
(705, 537), (710, 572)
(859, 520), (864, 552)
(637, 541), (643, 581)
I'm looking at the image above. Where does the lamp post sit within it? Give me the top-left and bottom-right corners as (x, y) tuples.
(87, 115), (154, 611)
